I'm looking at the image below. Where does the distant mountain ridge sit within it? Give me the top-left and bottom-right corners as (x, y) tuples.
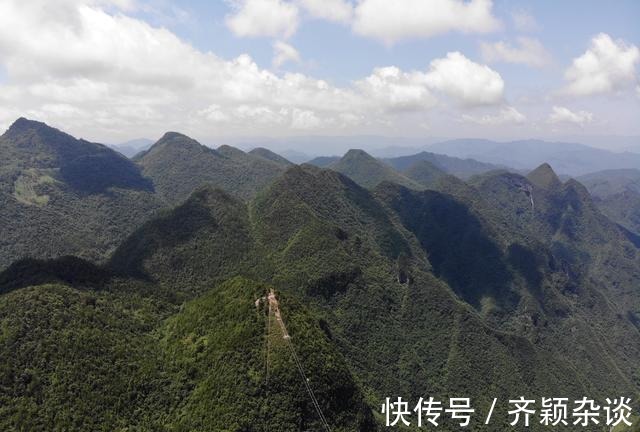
(384, 150), (503, 179)
(111, 138), (154, 158)
(137, 132), (286, 205)
(577, 169), (640, 237)
(3, 118), (640, 431)
(428, 138), (640, 176)
(3, 160), (640, 430)
(328, 149), (424, 190)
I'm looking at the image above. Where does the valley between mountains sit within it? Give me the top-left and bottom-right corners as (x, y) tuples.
(1, 118), (639, 431)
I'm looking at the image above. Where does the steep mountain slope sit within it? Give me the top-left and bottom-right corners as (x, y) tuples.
(403, 159), (448, 188)
(385, 150), (502, 179)
(252, 165), (640, 428)
(2, 161), (640, 430)
(307, 155), (340, 167)
(328, 149), (423, 189)
(576, 169), (640, 236)
(109, 186), (257, 297)
(0, 276), (374, 431)
(577, 168), (640, 198)
(249, 147), (294, 167)
(0, 118), (162, 270)
(137, 133), (285, 205)
(526, 162), (562, 190)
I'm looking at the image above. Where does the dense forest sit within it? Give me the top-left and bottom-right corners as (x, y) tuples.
(1, 118), (639, 431)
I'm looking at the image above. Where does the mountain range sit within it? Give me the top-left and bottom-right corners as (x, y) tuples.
(1, 118), (639, 431)
(428, 138), (640, 176)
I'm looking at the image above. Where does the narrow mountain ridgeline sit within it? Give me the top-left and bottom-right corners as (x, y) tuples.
(307, 155), (340, 167)
(0, 118), (163, 270)
(137, 133), (286, 205)
(402, 159), (449, 188)
(328, 149), (424, 190)
(311, 149), (500, 183)
(384, 150), (503, 179)
(0, 276), (375, 431)
(2, 121), (640, 431)
(428, 138), (640, 176)
(249, 147), (295, 167)
(0, 119), (292, 270)
(577, 169), (640, 237)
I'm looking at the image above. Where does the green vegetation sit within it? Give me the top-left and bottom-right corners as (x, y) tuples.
(402, 159), (448, 189)
(248, 147), (294, 167)
(384, 150), (501, 179)
(0, 275), (374, 431)
(0, 118), (164, 270)
(577, 169), (640, 236)
(328, 149), (424, 190)
(0, 119), (290, 271)
(2, 119), (640, 431)
(138, 133), (286, 205)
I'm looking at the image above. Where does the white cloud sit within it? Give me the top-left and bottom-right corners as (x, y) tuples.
(352, 0), (500, 44)
(0, 0), (518, 140)
(548, 106), (593, 125)
(225, 0), (299, 39)
(297, 0), (352, 23)
(511, 10), (539, 32)
(462, 106), (525, 125)
(272, 41), (301, 68)
(563, 33), (639, 96)
(291, 108), (323, 129)
(480, 37), (551, 68)
(355, 66), (437, 112)
(424, 52), (504, 106)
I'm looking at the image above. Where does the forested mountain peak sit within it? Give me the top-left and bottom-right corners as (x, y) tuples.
(249, 147), (294, 166)
(329, 148), (424, 190)
(527, 163), (562, 190)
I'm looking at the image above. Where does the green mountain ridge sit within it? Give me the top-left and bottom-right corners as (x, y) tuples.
(2, 120), (640, 431)
(0, 118), (163, 270)
(384, 150), (502, 179)
(576, 169), (640, 237)
(248, 147), (294, 167)
(0, 120), (291, 271)
(138, 133), (286, 205)
(328, 149), (424, 190)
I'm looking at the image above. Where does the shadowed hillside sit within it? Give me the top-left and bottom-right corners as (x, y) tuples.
(2, 149), (640, 430)
(0, 118), (162, 270)
(328, 149), (424, 190)
(138, 133), (286, 205)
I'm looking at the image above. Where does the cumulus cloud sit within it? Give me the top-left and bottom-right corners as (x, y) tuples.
(424, 52), (504, 106)
(225, 0), (299, 39)
(272, 41), (301, 68)
(548, 106), (593, 125)
(480, 37), (551, 68)
(0, 0), (514, 139)
(297, 0), (352, 23)
(352, 0), (501, 44)
(0, 0), (356, 136)
(462, 106), (525, 125)
(355, 66), (437, 112)
(563, 33), (639, 96)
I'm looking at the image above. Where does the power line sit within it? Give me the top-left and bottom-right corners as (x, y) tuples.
(267, 289), (332, 432)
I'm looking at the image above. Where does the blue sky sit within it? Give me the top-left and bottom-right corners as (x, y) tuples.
(0, 0), (638, 145)
(132, 0), (639, 87)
